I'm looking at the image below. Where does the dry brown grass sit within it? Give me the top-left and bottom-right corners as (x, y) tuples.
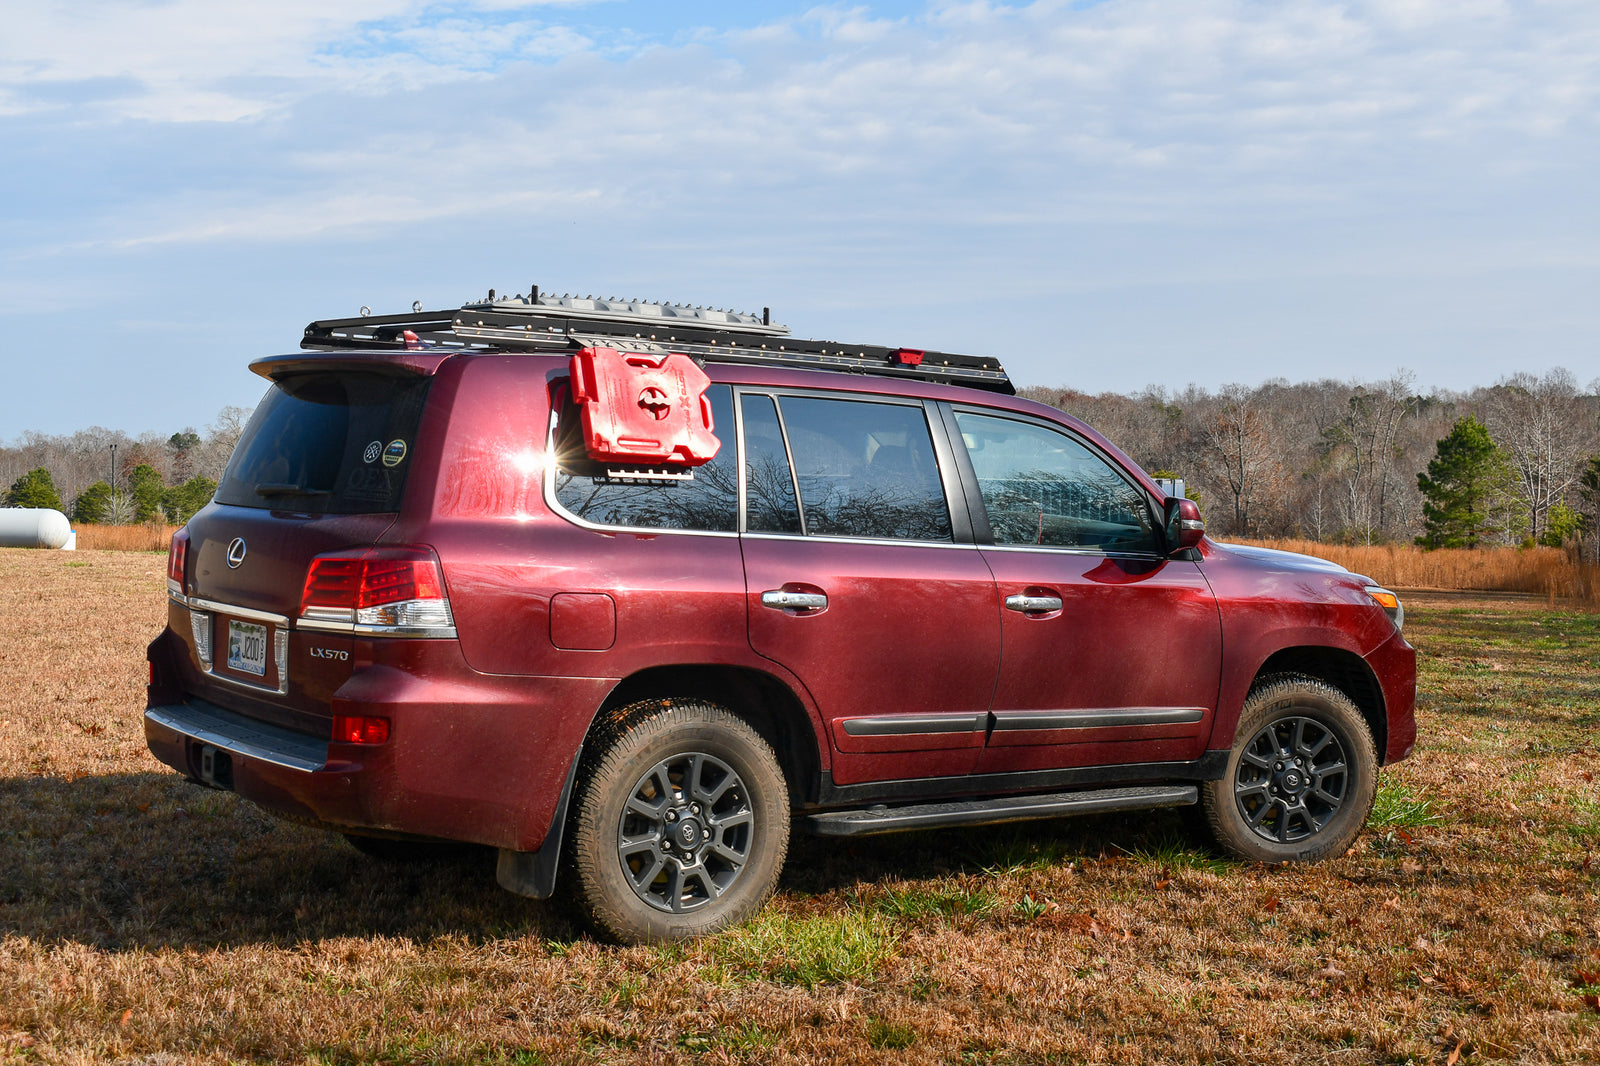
(1238, 538), (1600, 604)
(71, 523), (177, 553)
(3, 548), (1600, 1063)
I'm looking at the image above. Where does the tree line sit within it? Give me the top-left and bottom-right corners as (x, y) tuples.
(1, 407), (249, 527)
(5, 368), (1598, 553)
(1023, 367), (1599, 556)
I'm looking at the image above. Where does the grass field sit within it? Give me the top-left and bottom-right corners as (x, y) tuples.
(3, 549), (1600, 1064)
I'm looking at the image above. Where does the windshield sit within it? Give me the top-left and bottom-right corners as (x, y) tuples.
(215, 371), (431, 514)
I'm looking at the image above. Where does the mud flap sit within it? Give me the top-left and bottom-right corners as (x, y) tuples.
(495, 754), (581, 899)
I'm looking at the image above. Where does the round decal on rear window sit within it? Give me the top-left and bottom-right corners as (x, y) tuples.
(382, 440), (408, 467)
(363, 440), (382, 464)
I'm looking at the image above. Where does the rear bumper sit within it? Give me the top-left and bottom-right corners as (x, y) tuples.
(146, 636), (615, 851)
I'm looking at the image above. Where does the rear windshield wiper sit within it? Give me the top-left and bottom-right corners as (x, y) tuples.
(254, 483), (331, 498)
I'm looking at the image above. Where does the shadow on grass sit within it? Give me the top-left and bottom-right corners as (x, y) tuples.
(0, 770), (1228, 950)
(0, 771), (584, 950)
(778, 806), (1214, 897)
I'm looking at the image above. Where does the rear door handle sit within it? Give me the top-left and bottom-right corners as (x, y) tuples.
(1005, 593), (1063, 613)
(761, 589), (828, 611)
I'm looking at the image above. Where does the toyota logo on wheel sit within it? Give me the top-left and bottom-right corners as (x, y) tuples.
(225, 538), (248, 569)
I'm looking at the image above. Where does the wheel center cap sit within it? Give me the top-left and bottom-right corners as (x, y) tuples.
(1281, 769), (1305, 793)
(673, 818), (702, 849)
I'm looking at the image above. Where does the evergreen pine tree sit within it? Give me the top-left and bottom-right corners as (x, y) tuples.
(4, 468), (64, 511)
(1416, 416), (1509, 548)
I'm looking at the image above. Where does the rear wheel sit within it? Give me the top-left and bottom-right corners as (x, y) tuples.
(1201, 674), (1377, 863)
(567, 699), (790, 943)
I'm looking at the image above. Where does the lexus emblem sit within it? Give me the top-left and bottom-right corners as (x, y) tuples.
(225, 538), (248, 569)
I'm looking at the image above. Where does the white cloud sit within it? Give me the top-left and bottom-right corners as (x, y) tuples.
(10, 0), (1592, 255)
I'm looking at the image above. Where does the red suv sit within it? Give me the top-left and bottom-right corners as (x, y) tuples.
(145, 291), (1416, 943)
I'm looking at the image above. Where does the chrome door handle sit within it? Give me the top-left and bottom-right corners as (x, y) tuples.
(761, 590), (828, 611)
(1005, 594), (1062, 613)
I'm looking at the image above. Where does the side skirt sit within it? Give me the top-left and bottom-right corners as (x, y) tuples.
(812, 750), (1229, 808)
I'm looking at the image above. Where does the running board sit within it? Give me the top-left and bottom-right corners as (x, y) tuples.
(803, 785), (1198, 837)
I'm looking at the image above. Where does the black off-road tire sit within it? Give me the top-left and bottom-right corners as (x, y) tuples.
(566, 699), (790, 944)
(1200, 674), (1378, 863)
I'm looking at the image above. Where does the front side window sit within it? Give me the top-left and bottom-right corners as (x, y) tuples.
(954, 411), (1157, 552)
(553, 384), (739, 532)
(744, 394), (952, 542)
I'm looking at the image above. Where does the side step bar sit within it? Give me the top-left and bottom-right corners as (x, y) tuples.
(803, 784), (1198, 838)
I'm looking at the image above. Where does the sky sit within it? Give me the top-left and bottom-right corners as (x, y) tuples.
(0, 0), (1596, 437)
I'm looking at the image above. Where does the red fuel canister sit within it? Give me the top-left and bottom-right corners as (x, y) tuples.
(569, 346), (720, 466)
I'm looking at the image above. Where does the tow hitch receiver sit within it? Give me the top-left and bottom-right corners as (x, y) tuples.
(195, 744), (234, 790)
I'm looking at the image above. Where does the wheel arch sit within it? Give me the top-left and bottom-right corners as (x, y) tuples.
(593, 664), (823, 806)
(1252, 646), (1388, 763)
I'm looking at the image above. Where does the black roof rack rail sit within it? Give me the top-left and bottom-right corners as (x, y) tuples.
(302, 289), (1013, 394)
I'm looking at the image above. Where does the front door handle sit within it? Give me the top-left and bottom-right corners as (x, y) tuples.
(1005, 593), (1063, 613)
(761, 589), (828, 611)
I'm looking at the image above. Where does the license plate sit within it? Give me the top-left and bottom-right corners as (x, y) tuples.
(227, 620), (268, 677)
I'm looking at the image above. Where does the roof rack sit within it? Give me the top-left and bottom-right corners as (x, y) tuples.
(301, 287), (1013, 394)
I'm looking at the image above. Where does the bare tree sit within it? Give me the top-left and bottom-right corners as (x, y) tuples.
(1200, 383), (1284, 537)
(1482, 369), (1596, 542)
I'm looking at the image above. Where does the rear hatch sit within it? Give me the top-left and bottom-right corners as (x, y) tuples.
(176, 367), (434, 724)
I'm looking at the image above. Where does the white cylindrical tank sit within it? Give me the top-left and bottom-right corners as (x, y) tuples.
(0, 508), (74, 549)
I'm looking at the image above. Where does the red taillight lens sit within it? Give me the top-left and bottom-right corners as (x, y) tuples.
(167, 529), (189, 587)
(301, 549), (448, 613)
(894, 348), (925, 366)
(302, 556), (364, 610)
(355, 557), (442, 608)
(332, 714), (390, 745)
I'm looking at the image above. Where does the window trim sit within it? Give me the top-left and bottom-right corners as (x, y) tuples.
(948, 404), (1165, 559)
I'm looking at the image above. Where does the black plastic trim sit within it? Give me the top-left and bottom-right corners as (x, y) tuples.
(990, 707), (1206, 732)
(840, 712), (988, 737)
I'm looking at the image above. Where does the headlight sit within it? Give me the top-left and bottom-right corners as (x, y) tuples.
(1364, 585), (1403, 632)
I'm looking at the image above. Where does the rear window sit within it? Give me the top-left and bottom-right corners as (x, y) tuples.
(215, 372), (431, 514)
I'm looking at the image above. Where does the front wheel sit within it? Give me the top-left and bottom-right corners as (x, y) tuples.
(566, 699), (790, 943)
(1200, 675), (1378, 863)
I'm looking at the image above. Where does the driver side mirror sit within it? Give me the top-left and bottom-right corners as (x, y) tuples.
(1164, 497), (1205, 552)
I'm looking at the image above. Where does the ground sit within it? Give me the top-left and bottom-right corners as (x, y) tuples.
(1, 549), (1598, 1064)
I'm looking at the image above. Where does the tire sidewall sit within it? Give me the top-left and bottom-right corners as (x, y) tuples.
(1205, 678), (1378, 864)
(571, 706), (789, 943)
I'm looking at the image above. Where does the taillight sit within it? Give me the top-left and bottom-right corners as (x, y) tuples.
(300, 548), (455, 634)
(332, 714), (390, 745)
(167, 529), (189, 593)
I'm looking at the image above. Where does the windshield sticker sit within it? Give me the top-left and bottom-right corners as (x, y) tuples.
(363, 440), (382, 464)
(382, 440), (408, 468)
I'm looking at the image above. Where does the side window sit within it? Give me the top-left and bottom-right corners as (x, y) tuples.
(741, 394), (802, 534)
(771, 396), (953, 542)
(553, 384), (738, 532)
(954, 411), (1157, 552)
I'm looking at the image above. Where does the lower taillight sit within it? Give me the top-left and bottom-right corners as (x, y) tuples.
(332, 715), (390, 745)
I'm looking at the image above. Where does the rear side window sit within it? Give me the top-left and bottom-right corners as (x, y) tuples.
(553, 384), (739, 533)
(216, 372), (430, 514)
(749, 395), (953, 542)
